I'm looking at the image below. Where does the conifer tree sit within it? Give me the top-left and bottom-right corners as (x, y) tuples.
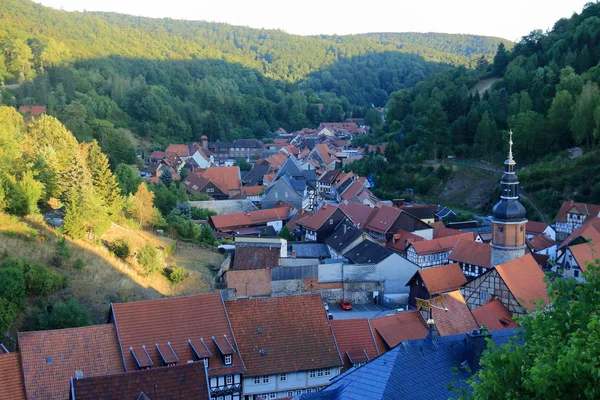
(159, 167), (173, 187)
(62, 192), (86, 239)
(86, 140), (123, 217)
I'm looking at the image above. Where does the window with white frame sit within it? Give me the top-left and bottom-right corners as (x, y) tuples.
(226, 375), (233, 385)
(206, 188), (214, 193)
(280, 373), (287, 382)
(254, 376), (261, 384)
(324, 368), (331, 376)
(317, 369), (324, 377)
(262, 376), (269, 383)
(224, 355), (232, 365)
(309, 370), (316, 378)
(269, 394), (276, 399)
(287, 391), (294, 397)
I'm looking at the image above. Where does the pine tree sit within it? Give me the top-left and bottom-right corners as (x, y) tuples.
(159, 167), (173, 187)
(62, 192), (86, 239)
(86, 140), (122, 217)
(60, 147), (91, 203)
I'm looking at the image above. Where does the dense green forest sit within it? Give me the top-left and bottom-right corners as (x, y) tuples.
(356, 2), (600, 216)
(0, 0), (508, 150)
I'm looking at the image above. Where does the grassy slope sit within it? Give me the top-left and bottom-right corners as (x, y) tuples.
(0, 214), (223, 329)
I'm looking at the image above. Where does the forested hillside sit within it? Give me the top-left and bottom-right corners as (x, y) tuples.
(0, 0), (508, 150)
(364, 2), (600, 217)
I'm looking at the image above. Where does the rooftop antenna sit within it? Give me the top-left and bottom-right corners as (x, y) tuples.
(416, 297), (448, 339)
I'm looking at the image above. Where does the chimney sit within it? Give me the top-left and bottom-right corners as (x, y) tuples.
(343, 224), (347, 234)
(291, 251), (296, 259)
(201, 135), (208, 149)
(465, 328), (492, 372)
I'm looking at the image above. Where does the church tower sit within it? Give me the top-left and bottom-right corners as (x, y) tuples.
(491, 131), (527, 267)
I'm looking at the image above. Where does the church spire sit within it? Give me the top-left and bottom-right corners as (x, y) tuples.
(508, 129), (514, 164)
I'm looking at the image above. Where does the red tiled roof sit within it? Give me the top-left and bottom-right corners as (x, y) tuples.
(431, 290), (479, 336)
(18, 324), (124, 400)
(369, 311), (428, 351)
(569, 240), (600, 272)
(386, 230), (425, 254)
(163, 152), (182, 169)
(72, 360), (210, 400)
(226, 269), (271, 297)
(433, 226), (466, 239)
(526, 221), (549, 235)
(339, 202), (378, 229)
(410, 232), (476, 255)
(299, 148), (311, 159)
(282, 145), (300, 155)
(263, 173), (277, 184)
(528, 234), (556, 252)
(341, 181), (365, 201)
(417, 264), (467, 295)
(364, 205), (401, 234)
(285, 209), (314, 231)
(149, 151), (166, 160)
(0, 352), (26, 400)
(448, 239), (492, 268)
(471, 299), (519, 331)
(319, 122), (361, 134)
(233, 246), (280, 270)
(225, 294), (342, 377)
(111, 293), (245, 376)
(209, 205), (292, 231)
(495, 253), (550, 312)
(165, 144), (190, 158)
(298, 204), (344, 231)
(183, 172), (212, 194)
(554, 201), (600, 223)
(18, 105), (47, 115)
(330, 319), (380, 372)
(559, 217), (600, 249)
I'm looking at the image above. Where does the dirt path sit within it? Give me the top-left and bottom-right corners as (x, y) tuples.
(0, 83), (21, 90)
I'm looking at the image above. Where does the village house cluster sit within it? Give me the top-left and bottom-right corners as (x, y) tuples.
(2, 123), (600, 399)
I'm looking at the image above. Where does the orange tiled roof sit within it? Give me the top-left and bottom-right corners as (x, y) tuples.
(569, 240), (600, 272)
(233, 246), (280, 270)
(448, 239), (492, 268)
(330, 318), (380, 372)
(72, 360), (210, 400)
(369, 311), (428, 351)
(18, 324), (124, 400)
(417, 264), (467, 295)
(111, 293), (245, 376)
(285, 209), (314, 231)
(471, 299), (519, 331)
(242, 186), (264, 197)
(210, 205), (292, 231)
(431, 290), (479, 336)
(410, 232), (476, 255)
(165, 144), (190, 158)
(315, 143), (333, 165)
(341, 181), (365, 201)
(225, 294), (342, 377)
(265, 153), (288, 169)
(495, 253), (550, 312)
(559, 216), (600, 249)
(433, 226), (466, 239)
(0, 352), (26, 400)
(199, 166), (241, 192)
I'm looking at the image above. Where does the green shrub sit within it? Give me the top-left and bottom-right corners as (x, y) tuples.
(3, 258), (67, 295)
(0, 297), (19, 334)
(165, 265), (186, 284)
(25, 299), (92, 331)
(110, 237), (131, 259)
(0, 267), (26, 309)
(73, 258), (85, 269)
(137, 242), (164, 276)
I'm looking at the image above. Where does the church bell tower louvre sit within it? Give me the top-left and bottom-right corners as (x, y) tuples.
(490, 130), (528, 267)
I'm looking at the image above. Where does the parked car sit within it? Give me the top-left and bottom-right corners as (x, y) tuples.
(340, 299), (352, 311)
(323, 301), (330, 311)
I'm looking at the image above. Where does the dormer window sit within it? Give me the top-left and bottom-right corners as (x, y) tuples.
(224, 354), (232, 365)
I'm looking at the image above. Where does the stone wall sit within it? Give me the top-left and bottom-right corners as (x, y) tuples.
(271, 280), (378, 304)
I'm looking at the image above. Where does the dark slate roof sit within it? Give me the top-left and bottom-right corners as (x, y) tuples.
(242, 164), (271, 186)
(302, 169), (318, 188)
(343, 241), (393, 264)
(296, 328), (520, 400)
(275, 157), (305, 180)
(291, 243), (331, 258)
(233, 139), (264, 148)
(324, 221), (364, 253)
